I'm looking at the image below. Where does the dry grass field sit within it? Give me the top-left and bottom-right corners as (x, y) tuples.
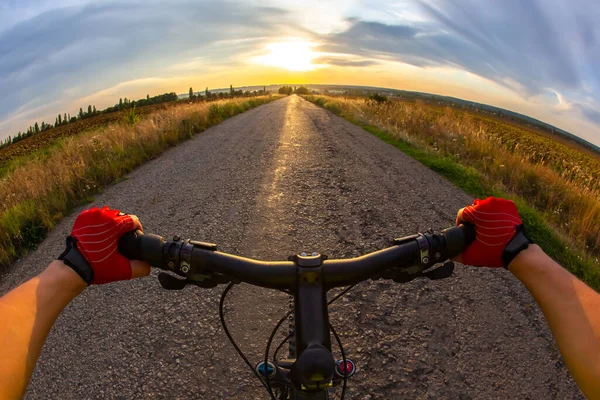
(305, 94), (600, 287)
(0, 95), (280, 269)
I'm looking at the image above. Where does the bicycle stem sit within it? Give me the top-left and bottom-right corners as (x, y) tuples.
(289, 255), (336, 391)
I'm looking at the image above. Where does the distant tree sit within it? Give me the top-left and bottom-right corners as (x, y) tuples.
(367, 93), (388, 104)
(55, 117), (59, 127)
(93, 105), (97, 115)
(119, 98), (123, 108)
(189, 87), (194, 100)
(205, 87), (209, 98)
(263, 86), (266, 94)
(295, 86), (309, 95)
(34, 122), (40, 134)
(58, 114), (62, 125)
(230, 85), (234, 96)
(64, 113), (67, 124)
(147, 94), (150, 101)
(79, 108), (84, 119)
(278, 86), (293, 95)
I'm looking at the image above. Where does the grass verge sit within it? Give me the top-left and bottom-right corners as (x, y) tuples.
(0, 95), (281, 271)
(305, 95), (600, 289)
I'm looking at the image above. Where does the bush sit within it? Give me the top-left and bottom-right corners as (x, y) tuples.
(325, 103), (343, 116)
(122, 106), (140, 125)
(295, 86), (310, 95)
(368, 93), (388, 104)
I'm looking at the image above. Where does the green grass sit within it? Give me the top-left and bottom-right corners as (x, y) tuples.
(307, 97), (600, 289)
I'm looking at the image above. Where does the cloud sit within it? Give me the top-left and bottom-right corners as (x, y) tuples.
(321, 7), (583, 98)
(309, 0), (600, 143)
(0, 0), (292, 134)
(576, 103), (600, 125)
(313, 56), (379, 67)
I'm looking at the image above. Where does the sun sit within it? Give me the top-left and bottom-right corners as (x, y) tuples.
(255, 40), (317, 72)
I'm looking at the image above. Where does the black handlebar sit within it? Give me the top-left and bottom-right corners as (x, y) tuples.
(118, 224), (476, 290)
(118, 230), (166, 267)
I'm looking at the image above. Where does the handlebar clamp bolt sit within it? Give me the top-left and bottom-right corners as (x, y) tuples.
(181, 265), (190, 273)
(422, 256), (430, 264)
(173, 235), (181, 242)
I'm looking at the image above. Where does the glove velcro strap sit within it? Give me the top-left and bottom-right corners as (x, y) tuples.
(58, 236), (94, 285)
(501, 225), (533, 269)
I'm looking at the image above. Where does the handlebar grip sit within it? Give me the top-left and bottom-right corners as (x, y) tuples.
(118, 230), (166, 268)
(441, 223), (476, 257)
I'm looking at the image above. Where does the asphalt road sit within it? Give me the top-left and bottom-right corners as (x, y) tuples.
(1, 95), (583, 399)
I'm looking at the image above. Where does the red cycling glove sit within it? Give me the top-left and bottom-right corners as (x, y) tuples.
(457, 197), (523, 268)
(62, 206), (135, 284)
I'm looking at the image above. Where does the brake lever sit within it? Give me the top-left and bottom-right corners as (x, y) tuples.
(158, 272), (187, 290)
(421, 261), (455, 280)
(158, 272), (240, 290)
(374, 261), (455, 284)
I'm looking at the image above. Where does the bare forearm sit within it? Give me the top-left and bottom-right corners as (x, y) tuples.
(510, 245), (600, 397)
(0, 261), (85, 399)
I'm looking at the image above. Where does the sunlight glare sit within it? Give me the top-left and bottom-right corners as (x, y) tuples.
(255, 40), (316, 72)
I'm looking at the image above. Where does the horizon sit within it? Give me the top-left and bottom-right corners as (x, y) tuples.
(1, 1), (599, 146)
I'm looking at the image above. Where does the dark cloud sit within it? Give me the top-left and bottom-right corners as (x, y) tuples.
(581, 106), (600, 125)
(321, 0), (594, 98)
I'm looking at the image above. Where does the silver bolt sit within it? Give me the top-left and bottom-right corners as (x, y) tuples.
(435, 252), (441, 259)
(301, 252), (307, 257)
(422, 257), (430, 264)
(312, 252), (318, 256)
(181, 265), (190, 273)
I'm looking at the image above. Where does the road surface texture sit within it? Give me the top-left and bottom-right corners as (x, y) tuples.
(1, 96), (582, 399)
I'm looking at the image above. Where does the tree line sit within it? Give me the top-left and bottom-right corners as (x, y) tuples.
(0, 92), (179, 150)
(278, 86), (310, 95)
(1, 85), (273, 151)
(187, 85), (270, 100)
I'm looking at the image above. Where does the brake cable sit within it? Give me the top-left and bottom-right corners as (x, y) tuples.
(329, 322), (348, 399)
(221, 283), (358, 399)
(270, 284), (358, 363)
(264, 307), (293, 396)
(219, 283), (277, 399)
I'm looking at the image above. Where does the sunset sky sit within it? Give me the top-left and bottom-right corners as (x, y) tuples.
(1, 0), (599, 145)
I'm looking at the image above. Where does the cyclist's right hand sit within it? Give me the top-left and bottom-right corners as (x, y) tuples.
(454, 197), (524, 268)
